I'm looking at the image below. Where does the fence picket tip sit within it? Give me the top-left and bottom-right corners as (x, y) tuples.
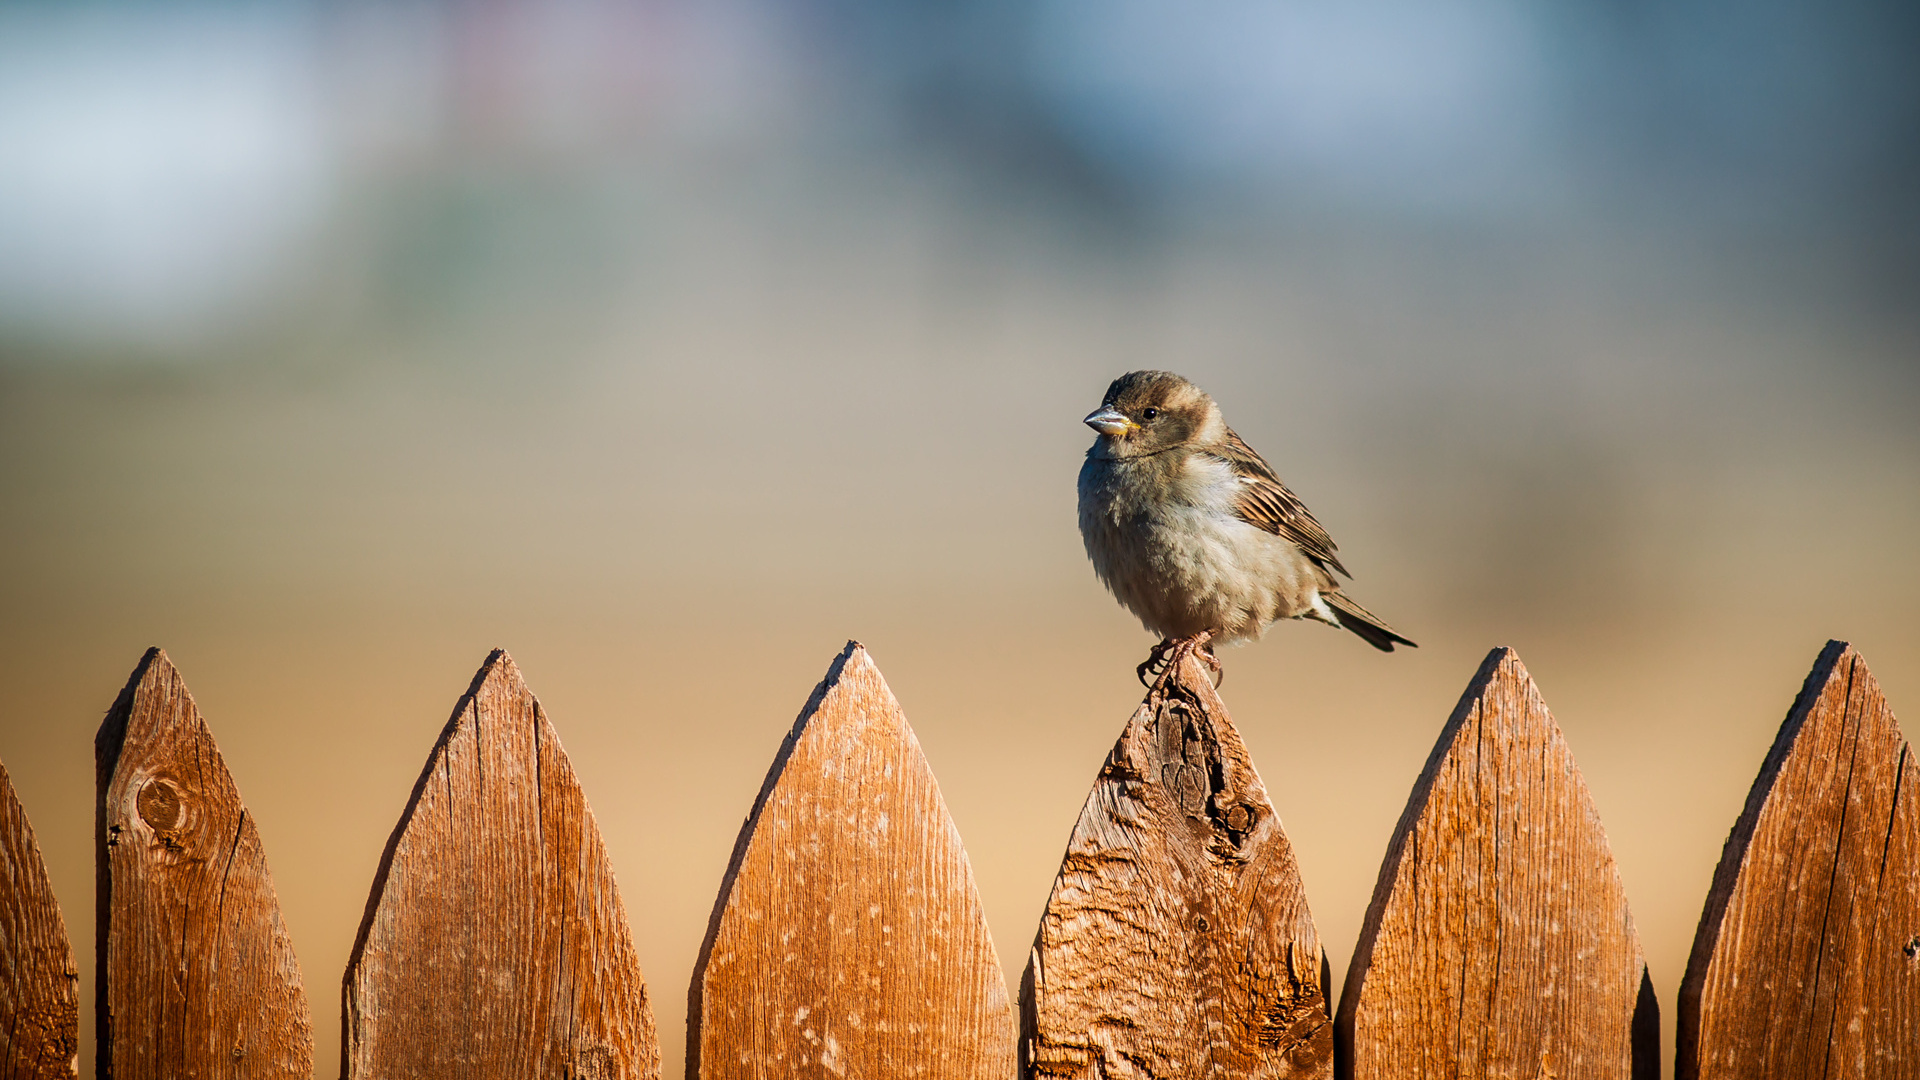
(1677, 639), (1916, 1079)
(1338, 645), (1652, 1080)
(690, 641), (1014, 1080)
(1023, 651), (1331, 1078)
(95, 647), (312, 1080)
(343, 648), (658, 1080)
(0, 756), (80, 1080)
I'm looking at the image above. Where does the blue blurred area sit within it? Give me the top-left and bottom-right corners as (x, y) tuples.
(1024, 0), (1920, 213)
(0, 0), (1914, 353)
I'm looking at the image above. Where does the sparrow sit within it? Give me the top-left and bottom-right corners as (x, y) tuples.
(1077, 370), (1414, 678)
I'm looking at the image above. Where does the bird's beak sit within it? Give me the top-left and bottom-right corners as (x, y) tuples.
(1084, 407), (1132, 436)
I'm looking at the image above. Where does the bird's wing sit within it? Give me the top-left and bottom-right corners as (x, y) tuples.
(1207, 428), (1351, 578)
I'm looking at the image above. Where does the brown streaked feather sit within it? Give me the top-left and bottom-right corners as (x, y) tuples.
(1205, 428), (1351, 578)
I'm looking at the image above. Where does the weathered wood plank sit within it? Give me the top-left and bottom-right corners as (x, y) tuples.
(1677, 640), (1918, 1080)
(1022, 652), (1332, 1079)
(1337, 647), (1655, 1080)
(343, 649), (659, 1080)
(95, 648), (311, 1079)
(0, 759), (79, 1080)
(690, 641), (1016, 1080)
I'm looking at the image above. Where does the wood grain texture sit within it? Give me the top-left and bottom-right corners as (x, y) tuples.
(0, 759), (79, 1080)
(1677, 640), (1918, 1080)
(1336, 647), (1655, 1080)
(95, 648), (311, 1080)
(690, 641), (1015, 1080)
(1022, 652), (1332, 1079)
(343, 649), (658, 1080)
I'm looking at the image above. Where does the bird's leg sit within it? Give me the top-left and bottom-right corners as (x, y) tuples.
(1137, 631), (1220, 690)
(1196, 636), (1223, 688)
(1137, 638), (1180, 687)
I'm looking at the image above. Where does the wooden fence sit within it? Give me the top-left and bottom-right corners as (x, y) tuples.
(0, 638), (1913, 1079)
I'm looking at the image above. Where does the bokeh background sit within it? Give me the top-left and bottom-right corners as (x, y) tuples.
(3, 0), (1917, 1074)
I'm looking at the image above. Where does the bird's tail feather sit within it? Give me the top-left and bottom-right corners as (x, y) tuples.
(1324, 592), (1417, 652)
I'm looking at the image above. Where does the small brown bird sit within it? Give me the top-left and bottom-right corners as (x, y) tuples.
(1077, 370), (1413, 677)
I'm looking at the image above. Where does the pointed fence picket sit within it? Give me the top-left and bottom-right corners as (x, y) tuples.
(0, 639), (1909, 1077)
(0, 759), (79, 1080)
(94, 649), (311, 1080)
(1023, 651), (1331, 1079)
(342, 649), (659, 1080)
(1336, 647), (1657, 1080)
(1678, 641), (1918, 1080)
(689, 642), (1016, 1080)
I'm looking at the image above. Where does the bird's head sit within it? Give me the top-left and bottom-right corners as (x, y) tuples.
(1084, 370), (1222, 458)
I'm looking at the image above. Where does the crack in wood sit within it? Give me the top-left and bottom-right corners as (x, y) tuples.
(94, 648), (311, 1080)
(1678, 640), (1917, 1080)
(1338, 647), (1651, 1080)
(1025, 653), (1330, 1079)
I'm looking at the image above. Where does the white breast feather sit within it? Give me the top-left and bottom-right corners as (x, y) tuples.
(1079, 452), (1322, 642)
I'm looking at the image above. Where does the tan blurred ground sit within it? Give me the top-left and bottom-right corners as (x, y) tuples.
(3, 167), (1917, 1078)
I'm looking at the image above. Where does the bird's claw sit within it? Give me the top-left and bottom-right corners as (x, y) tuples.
(1136, 640), (1177, 686)
(1137, 632), (1221, 690)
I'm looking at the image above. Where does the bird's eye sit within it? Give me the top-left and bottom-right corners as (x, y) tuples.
(1142, 407), (1159, 420)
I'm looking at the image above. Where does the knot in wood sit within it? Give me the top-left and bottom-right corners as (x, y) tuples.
(1027, 653), (1330, 1078)
(137, 777), (182, 831)
(1148, 683), (1268, 859)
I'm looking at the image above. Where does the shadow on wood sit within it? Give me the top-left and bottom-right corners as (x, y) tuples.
(343, 649), (658, 1080)
(95, 648), (312, 1080)
(690, 641), (1015, 1080)
(0, 757), (79, 1080)
(1022, 651), (1332, 1078)
(1677, 640), (1918, 1080)
(1337, 647), (1655, 1080)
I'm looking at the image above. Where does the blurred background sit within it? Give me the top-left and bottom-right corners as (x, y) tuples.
(2, 0), (1917, 1074)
